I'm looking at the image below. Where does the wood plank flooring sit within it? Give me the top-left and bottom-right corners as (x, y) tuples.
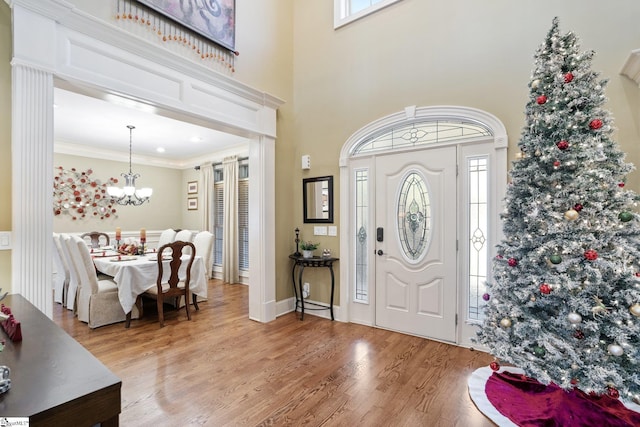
(53, 280), (496, 426)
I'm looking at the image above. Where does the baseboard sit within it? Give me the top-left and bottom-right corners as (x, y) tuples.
(276, 297), (340, 321)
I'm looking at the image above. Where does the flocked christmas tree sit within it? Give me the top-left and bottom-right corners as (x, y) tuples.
(476, 17), (640, 403)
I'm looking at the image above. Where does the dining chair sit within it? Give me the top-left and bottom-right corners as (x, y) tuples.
(157, 228), (177, 248)
(174, 229), (194, 242)
(60, 234), (82, 312)
(127, 240), (198, 328)
(70, 235), (138, 328)
(81, 231), (110, 248)
(52, 233), (70, 305)
(193, 231), (214, 279)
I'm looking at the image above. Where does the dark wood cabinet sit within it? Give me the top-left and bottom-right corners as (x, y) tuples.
(0, 294), (121, 426)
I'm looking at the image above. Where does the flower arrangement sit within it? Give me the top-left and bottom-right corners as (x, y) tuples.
(300, 241), (319, 251)
(118, 241), (141, 255)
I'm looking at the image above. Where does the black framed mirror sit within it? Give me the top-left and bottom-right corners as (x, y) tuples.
(303, 176), (333, 223)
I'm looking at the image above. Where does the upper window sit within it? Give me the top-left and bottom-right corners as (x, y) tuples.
(334, 0), (404, 29)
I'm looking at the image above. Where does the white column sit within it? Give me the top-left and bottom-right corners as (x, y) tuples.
(11, 63), (54, 317)
(248, 136), (276, 322)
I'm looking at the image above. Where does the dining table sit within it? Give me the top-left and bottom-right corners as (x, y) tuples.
(92, 249), (208, 315)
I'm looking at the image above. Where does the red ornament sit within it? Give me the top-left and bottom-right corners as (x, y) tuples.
(607, 387), (620, 399)
(496, 254), (503, 259)
(570, 378), (579, 386)
(508, 258), (518, 267)
(589, 119), (603, 130)
(618, 182), (625, 188)
(536, 95), (547, 105)
(564, 72), (574, 83)
(573, 203), (583, 212)
(490, 361), (500, 371)
(635, 272), (640, 277)
(573, 330), (584, 340)
(539, 283), (552, 295)
(553, 160), (561, 167)
(584, 249), (598, 261)
(556, 140), (569, 150)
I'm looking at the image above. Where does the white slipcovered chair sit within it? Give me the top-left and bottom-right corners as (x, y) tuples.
(174, 229), (194, 242)
(52, 233), (70, 305)
(157, 228), (177, 249)
(193, 231), (214, 279)
(60, 234), (81, 312)
(70, 235), (139, 328)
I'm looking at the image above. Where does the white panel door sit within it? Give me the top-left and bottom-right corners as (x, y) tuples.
(375, 146), (457, 342)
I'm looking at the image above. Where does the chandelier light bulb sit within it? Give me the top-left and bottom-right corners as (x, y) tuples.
(108, 125), (152, 206)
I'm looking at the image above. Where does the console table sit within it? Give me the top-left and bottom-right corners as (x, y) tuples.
(289, 254), (339, 320)
(0, 294), (121, 426)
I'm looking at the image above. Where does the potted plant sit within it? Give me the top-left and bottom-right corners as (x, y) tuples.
(300, 241), (319, 258)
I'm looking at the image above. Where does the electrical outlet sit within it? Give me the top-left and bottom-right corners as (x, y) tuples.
(303, 282), (310, 298)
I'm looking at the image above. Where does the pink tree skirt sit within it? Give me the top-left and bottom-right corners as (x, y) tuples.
(468, 367), (640, 426)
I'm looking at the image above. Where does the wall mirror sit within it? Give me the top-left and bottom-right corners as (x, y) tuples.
(303, 176), (333, 223)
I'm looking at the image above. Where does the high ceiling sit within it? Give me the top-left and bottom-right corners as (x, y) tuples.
(53, 87), (249, 168)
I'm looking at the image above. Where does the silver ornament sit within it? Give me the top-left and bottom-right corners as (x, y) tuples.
(608, 344), (624, 357)
(567, 313), (582, 324)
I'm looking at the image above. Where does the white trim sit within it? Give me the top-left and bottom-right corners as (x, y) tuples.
(334, 0), (404, 29)
(8, 0), (283, 321)
(339, 106), (508, 347)
(621, 48), (640, 86)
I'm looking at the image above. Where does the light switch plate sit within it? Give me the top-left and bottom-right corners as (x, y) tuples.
(314, 226), (327, 236)
(0, 232), (11, 250)
(328, 226), (337, 236)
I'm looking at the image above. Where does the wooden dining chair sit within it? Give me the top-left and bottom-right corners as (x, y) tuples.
(128, 240), (198, 327)
(81, 231), (110, 248)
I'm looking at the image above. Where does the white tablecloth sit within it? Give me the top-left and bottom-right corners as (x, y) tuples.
(93, 254), (208, 314)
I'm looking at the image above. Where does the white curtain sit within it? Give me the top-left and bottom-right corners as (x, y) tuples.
(222, 156), (239, 283)
(200, 163), (214, 233)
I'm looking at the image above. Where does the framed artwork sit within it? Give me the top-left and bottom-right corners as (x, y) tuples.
(135, 0), (236, 50)
(187, 181), (198, 194)
(188, 197), (198, 210)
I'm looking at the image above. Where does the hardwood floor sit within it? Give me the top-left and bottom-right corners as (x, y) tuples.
(53, 280), (496, 426)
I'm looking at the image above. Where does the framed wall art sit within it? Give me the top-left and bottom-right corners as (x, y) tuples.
(188, 197), (198, 210)
(135, 0), (236, 50)
(187, 181), (198, 194)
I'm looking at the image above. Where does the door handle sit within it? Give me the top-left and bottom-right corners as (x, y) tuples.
(377, 249), (384, 256)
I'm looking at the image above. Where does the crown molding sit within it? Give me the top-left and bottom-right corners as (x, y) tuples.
(621, 49), (640, 86)
(54, 141), (250, 170)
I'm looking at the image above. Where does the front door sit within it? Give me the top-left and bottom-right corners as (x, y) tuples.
(375, 146), (457, 342)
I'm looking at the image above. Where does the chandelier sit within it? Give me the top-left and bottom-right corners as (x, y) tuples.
(107, 125), (153, 206)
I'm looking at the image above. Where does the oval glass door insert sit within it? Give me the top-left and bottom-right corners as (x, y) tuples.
(397, 171), (431, 261)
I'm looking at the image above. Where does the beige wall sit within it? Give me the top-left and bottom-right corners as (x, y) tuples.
(0, 2), (11, 286)
(289, 1), (640, 303)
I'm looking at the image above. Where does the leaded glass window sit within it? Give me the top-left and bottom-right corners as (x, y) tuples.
(355, 169), (369, 302)
(352, 120), (492, 156)
(397, 171), (431, 261)
(468, 157), (488, 321)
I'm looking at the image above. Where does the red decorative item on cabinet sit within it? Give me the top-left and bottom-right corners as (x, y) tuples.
(0, 305), (22, 342)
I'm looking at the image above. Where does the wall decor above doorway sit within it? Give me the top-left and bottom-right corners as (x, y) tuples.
(134, 0), (236, 51)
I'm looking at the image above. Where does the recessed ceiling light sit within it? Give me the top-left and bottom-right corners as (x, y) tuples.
(156, 147), (166, 153)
